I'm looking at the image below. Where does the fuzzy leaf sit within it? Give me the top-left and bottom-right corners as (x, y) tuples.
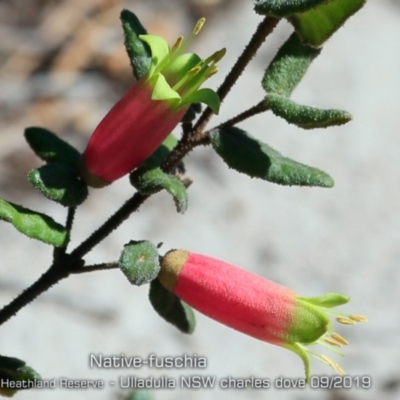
(254, 0), (327, 17)
(120, 9), (151, 79)
(24, 127), (81, 167)
(210, 127), (334, 187)
(289, 0), (366, 47)
(28, 163), (88, 207)
(149, 279), (196, 334)
(262, 33), (320, 97)
(0, 355), (41, 397)
(267, 93), (352, 128)
(140, 135), (178, 170)
(130, 168), (188, 214)
(119, 241), (160, 286)
(0, 198), (68, 247)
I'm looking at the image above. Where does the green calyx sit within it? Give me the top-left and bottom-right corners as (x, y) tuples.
(282, 293), (366, 383)
(139, 18), (224, 114)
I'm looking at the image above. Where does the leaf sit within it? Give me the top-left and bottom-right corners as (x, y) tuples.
(210, 127), (334, 188)
(267, 93), (352, 128)
(149, 279), (196, 334)
(120, 9), (151, 79)
(130, 168), (188, 214)
(254, 0), (327, 17)
(28, 163), (88, 207)
(119, 241), (160, 286)
(0, 198), (68, 247)
(126, 389), (154, 400)
(289, 0), (366, 47)
(0, 355), (41, 397)
(24, 127), (81, 167)
(262, 33), (320, 97)
(140, 135), (178, 170)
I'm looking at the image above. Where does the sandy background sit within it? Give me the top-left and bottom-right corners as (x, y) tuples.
(0, 0), (399, 399)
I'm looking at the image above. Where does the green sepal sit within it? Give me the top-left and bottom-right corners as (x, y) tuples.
(210, 127), (334, 188)
(130, 168), (188, 214)
(297, 293), (350, 308)
(0, 355), (41, 397)
(267, 93), (352, 129)
(254, 0), (327, 18)
(262, 33), (320, 97)
(149, 278), (196, 334)
(119, 241), (160, 286)
(0, 198), (68, 247)
(120, 9), (151, 79)
(289, 0), (366, 47)
(24, 127), (81, 167)
(140, 135), (178, 170)
(28, 163), (88, 207)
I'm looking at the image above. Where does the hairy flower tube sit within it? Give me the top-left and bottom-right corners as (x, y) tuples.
(81, 18), (225, 187)
(159, 250), (367, 382)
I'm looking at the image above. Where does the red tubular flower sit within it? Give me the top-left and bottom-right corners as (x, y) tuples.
(81, 18), (225, 188)
(159, 250), (367, 382)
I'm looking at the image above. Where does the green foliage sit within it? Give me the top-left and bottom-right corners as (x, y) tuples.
(254, 0), (327, 18)
(0, 198), (68, 247)
(130, 168), (188, 214)
(267, 93), (352, 128)
(28, 164), (88, 207)
(149, 279), (196, 334)
(0, 355), (41, 397)
(24, 127), (81, 167)
(140, 135), (178, 171)
(119, 241), (160, 286)
(125, 389), (154, 400)
(262, 33), (320, 96)
(210, 127), (334, 187)
(120, 9), (151, 79)
(289, 0), (366, 47)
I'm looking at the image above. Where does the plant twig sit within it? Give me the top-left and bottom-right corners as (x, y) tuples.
(71, 262), (118, 274)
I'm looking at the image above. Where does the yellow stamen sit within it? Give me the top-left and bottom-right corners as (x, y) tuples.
(320, 355), (345, 375)
(336, 316), (356, 325)
(204, 48), (227, 65)
(205, 65), (218, 78)
(349, 314), (368, 323)
(193, 18), (206, 35)
(324, 337), (343, 347)
(171, 36), (183, 52)
(331, 332), (349, 345)
(188, 66), (202, 76)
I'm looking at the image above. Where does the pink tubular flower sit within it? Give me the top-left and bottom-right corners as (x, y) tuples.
(159, 250), (367, 382)
(81, 18), (225, 188)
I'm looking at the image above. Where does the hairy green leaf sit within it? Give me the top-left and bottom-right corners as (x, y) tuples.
(149, 279), (196, 334)
(120, 9), (151, 79)
(0, 198), (68, 247)
(267, 93), (352, 128)
(254, 0), (327, 17)
(119, 241), (160, 286)
(210, 127), (334, 187)
(141, 135), (178, 171)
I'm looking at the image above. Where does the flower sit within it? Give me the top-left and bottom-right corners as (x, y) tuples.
(81, 18), (225, 188)
(159, 250), (367, 382)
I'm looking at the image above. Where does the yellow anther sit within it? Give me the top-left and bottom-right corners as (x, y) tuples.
(331, 332), (349, 345)
(349, 314), (368, 323)
(336, 316), (356, 325)
(171, 36), (183, 52)
(204, 48), (226, 65)
(205, 65), (218, 78)
(193, 18), (206, 35)
(324, 337), (343, 347)
(320, 355), (346, 376)
(188, 66), (202, 76)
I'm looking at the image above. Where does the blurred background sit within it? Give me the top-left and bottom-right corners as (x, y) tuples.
(0, 0), (399, 399)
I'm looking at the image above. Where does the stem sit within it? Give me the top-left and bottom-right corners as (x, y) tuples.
(71, 262), (118, 274)
(217, 100), (269, 128)
(193, 16), (278, 133)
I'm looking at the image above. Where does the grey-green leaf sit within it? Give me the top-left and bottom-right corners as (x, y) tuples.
(130, 168), (188, 214)
(0, 355), (41, 397)
(119, 241), (160, 286)
(120, 9), (151, 79)
(149, 279), (196, 334)
(262, 33), (320, 97)
(254, 0), (327, 17)
(210, 127), (334, 188)
(28, 163), (88, 207)
(0, 198), (68, 247)
(289, 0), (366, 47)
(24, 127), (81, 167)
(267, 93), (352, 129)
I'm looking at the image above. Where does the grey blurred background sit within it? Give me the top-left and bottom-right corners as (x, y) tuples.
(0, 0), (399, 399)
